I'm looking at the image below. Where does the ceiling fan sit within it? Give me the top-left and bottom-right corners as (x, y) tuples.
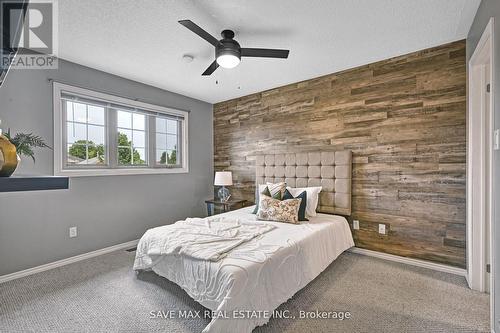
(178, 20), (290, 76)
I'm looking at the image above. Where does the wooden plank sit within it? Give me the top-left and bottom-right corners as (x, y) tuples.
(213, 40), (467, 268)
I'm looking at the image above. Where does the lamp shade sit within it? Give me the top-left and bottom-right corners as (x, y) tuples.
(214, 171), (233, 186)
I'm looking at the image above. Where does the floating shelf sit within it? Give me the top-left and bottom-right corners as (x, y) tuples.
(0, 176), (69, 192)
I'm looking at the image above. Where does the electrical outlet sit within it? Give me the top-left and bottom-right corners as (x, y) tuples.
(69, 226), (77, 238)
(494, 129), (499, 150)
(353, 220), (360, 230)
(378, 224), (386, 235)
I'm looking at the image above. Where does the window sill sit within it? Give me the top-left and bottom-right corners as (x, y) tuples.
(54, 167), (189, 177)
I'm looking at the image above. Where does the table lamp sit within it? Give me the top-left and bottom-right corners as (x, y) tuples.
(214, 171), (233, 202)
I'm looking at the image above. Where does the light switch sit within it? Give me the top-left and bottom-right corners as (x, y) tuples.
(494, 129), (500, 150)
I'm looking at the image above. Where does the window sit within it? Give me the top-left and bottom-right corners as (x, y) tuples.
(155, 117), (179, 166)
(116, 110), (147, 166)
(53, 82), (188, 176)
(66, 101), (106, 166)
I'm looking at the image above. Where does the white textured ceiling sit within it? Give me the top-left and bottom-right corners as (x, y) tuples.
(56, 0), (480, 104)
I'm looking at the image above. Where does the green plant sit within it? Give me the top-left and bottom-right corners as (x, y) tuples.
(4, 129), (51, 162)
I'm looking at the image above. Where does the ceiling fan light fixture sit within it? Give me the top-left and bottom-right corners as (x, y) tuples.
(178, 20), (289, 76)
(216, 53), (240, 68)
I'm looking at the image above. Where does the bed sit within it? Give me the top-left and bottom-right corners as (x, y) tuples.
(134, 151), (354, 333)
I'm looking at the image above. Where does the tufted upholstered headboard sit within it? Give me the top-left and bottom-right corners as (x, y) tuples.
(255, 151), (352, 216)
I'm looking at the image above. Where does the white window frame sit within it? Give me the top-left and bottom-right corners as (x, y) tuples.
(53, 82), (189, 176)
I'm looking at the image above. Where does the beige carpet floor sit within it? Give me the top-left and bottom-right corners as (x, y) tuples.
(0, 250), (489, 332)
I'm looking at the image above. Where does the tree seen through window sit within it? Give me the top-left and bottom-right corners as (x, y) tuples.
(68, 132), (144, 165)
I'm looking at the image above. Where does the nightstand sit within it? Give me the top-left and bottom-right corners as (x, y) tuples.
(205, 199), (246, 216)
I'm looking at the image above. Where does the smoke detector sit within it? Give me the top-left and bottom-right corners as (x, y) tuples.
(182, 54), (194, 63)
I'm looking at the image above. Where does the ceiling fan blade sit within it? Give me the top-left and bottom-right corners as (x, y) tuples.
(240, 48), (289, 58)
(202, 61), (219, 76)
(178, 20), (220, 47)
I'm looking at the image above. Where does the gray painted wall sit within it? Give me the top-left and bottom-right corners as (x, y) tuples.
(467, 1), (500, 331)
(0, 59), (213, 276)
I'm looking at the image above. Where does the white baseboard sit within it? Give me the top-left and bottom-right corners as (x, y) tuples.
(349, 247), (467, 277)
(0, 243), (468, 284)
(0, 239), (139, 284)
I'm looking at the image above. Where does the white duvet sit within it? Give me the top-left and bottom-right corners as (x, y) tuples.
(134, 206), (354, 333)
(134, 216), (275, 263)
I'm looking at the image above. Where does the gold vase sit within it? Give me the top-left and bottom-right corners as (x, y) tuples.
(0, 134), (18, 177)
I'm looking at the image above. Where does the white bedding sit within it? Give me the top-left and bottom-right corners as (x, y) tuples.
(134, 217), (275, 262)
(134, 206), (354, 333)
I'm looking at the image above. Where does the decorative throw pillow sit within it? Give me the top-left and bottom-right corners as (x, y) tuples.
(256, 196), (301, 224)
(286, 186), (322, 217)
(282, 189), (308, 221)
(261, 186), (282, 200)
(264, 182), (286, 198)
(252, 182), (286, 214)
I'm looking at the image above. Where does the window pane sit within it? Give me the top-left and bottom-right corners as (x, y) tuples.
(67, 122), (86, 144)
(167, 134), (177, 150)
(156, 149), (177, 165)
(167, 120), (177, 134)
(167, 150), (177, 165)
(118, 129), (132, 147)
(134, 148), (146, 165)
(87, 145), (106, 165)
(133, 113), (145, 130)
(132, 130), (145, 148)
(156, 149), (167, 165)
(87, 106), (105, 125)
(118, 146), (146, 165)
(88, 125), (105, 145)
(117, 110), (132, 128)
(156, 118), (167, 133)
(64, 99), (108, 168)
(67, 144), (85, 165)
(73, 102), (87, 122)
(154, 116), (180, 166)
(156, 133), (167, 150)
(118, 147), (132, 165)
(66, 101), (74, 122)
(67, 143), (106, 165)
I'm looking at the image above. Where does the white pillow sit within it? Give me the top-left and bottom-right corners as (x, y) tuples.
(286, 186), (322, 217)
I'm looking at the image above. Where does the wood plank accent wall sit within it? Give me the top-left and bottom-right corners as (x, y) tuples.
(213, 40), (466, 268)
